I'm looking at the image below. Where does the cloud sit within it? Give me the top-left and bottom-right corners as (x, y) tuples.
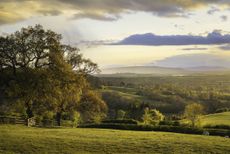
(76, 40), (115, 48)
(0, 0), (230, 24)
(0, 0), (60, 25)
(219, 44), (230, 50)
(0, 12), (24, 24)
(114, 30), (230, 46)
(37, 10), (62, 16)
(154, 53), (230, 68)
(220, 15), (228, 21)
(207, 6), (220, 15)
(182, 47), (208, 51)
(72, 12), (121, 21)
(174, 24), (184, 30)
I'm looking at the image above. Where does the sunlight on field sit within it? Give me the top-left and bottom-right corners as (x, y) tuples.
(0, 125), (230, 154)
(201, 112), (230, 126)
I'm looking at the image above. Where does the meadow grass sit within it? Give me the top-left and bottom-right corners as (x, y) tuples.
(0, 125), (230, 154)
(105, 86), (138, 95)
(100, 88), (143, 100)
(201, 112), (230, 126)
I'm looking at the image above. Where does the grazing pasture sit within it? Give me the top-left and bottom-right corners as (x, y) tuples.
(201, 112), (230, 126)
(0, 125), (229, 154)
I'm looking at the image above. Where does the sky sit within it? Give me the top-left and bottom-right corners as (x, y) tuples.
(0, 0), (229, 69)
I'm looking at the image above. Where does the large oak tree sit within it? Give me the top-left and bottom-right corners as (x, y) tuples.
(0, 25), (105, 126)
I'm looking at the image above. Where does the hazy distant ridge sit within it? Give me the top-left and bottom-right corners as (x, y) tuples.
(101, 66), (230, 76)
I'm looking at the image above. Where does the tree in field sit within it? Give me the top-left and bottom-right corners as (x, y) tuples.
(79, 90), (107, 123)
(142, 108), (164, 125)
(184, 103), (204, 127)
(0, 25), (102, 126)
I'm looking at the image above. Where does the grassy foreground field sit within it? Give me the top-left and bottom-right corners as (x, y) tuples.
(0, 125), (230, 154)
(200, 112), (230, 126)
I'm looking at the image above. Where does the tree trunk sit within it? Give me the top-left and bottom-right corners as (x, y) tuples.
(26, 102), (33, 118)
(56, 112), (62, 126)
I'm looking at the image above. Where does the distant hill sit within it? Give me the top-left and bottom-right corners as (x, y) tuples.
(186, 66), (229, 72)
(99, 66), (230, 77)
(100, 66), (190, 76)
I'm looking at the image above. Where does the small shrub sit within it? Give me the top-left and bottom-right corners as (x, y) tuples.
(70, 111), (81, 127)
(203, 124), (230, 130)
(80, 123), (230, 136)
(35, 116), (42, 126)
(116, 110), (126, 120)
(62, 120), (73, 127)
(173, 121), (180, 126)
(92, 113), (105, 124)
(42, 111), (54, 127)
(159, 120), (180, 126)
(159, 120), (174, 126)
(102, 119), (138, 124)
(206, 128), (230, 136)
(142, 108), (164, 125)
(215, 108), (230, 113)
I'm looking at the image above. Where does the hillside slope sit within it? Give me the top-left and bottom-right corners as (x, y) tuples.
(201, 112), (230, 126)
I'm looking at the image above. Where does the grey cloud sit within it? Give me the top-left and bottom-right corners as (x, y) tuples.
(220, 15), (228, 21)
(182, 47), (208, 51)
(76, 40), (115, 48)
(114, 30), (230, 46)
(72, 13), (121, 21)
(55, 0), (189, 18)
(219, 44), (230, 50)
(37, 10), (62, 16)
(174, 24), (185, 30)
(0, 0), (230, 24)
(207, 6), (220, 15)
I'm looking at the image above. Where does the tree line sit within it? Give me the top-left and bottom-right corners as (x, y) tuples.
(99, 77), (230, 115)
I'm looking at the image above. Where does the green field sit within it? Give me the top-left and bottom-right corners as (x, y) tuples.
(0, 125), (230, 154)
(201, 112), (230, 126)
(100, 86), (154, 103)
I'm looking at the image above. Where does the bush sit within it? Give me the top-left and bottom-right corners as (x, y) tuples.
(92, 113), (106, 124)
(62, 120), (74, 127)
(80, 123), (203, 134)
(170, 115), (183, 121)
(35, 116), (42, 125)
(80, 123), (230, 137)
(142, 108), (164, 125)
(70, 111), (81, 127)
(102, 119), (138, 124)
(206, 128), (230, 136)
(41, 111), (54, 127)
(173, 121), (180, 126)
(159, 120), (180, 126)
(203, 124), (230, 130)
(41, 119), (54, 127)
(215, 108), (230, 113)
(116, 110), (126, 120)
